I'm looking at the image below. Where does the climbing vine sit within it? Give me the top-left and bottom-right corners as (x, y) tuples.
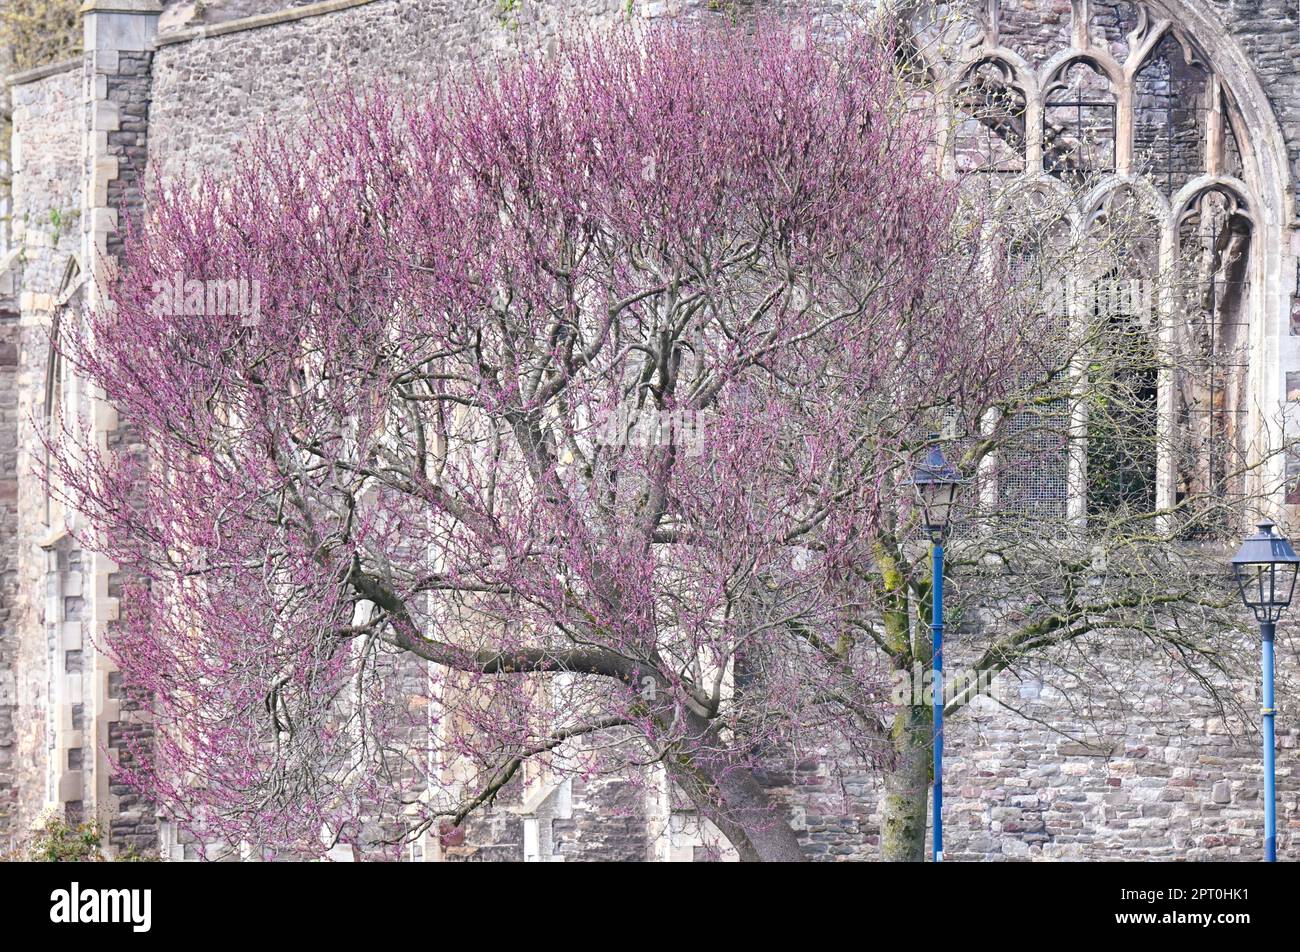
(1, 1), (82, 241)
(0, 0), (80, 73)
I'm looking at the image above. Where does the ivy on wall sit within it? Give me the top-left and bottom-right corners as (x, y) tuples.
(0, 0), (80, 73)
(1, 808), (157, 861)
(0, 1), (82, 249)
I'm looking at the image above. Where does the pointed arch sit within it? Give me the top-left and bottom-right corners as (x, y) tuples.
(1081, 174), (1170, 232)
(951, 56), (1030, 176)
(1138, 0), (1290, 227)
(919, 0), (1293, 519)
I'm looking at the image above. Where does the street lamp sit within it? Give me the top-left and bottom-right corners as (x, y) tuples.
(909, 440), (965, 863)
(1230, 519), (1300, 863)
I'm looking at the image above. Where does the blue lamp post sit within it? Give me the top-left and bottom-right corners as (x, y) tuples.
(1230, 519), (1300, 863)
(910, 441), (964, 863)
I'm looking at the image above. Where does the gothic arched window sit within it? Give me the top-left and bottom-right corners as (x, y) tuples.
(1043, 60), (1117, 183)
(1132, 32), (1211, 197)
(1173, 186), (1252, 533)
(919, 0), (1266, 531)
(954, 58), (1027, 176)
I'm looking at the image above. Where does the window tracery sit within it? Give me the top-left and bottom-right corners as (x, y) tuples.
(918, 0), (1260, 528)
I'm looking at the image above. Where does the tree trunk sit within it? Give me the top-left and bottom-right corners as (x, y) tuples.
(697, 762), (809, 862)
(881, 703), (931, 862)
(665, 710), (808, 862)
(871, 537), (932, 861)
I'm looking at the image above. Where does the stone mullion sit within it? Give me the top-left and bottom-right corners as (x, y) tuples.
(1024, 85), (1044, 175)
(1066, 266), (1090, 529)
(1071, 0), (1091, 51)
(1153, 217), (1179, 528)
(1205, 78), (1225, 178)
(1115, 73), (1135, 176)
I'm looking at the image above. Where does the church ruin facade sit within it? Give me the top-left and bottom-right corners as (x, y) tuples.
(2, 0), (1299, 860)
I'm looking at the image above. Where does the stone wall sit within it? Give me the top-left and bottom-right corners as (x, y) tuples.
(147, 0), (625, 177)
(2, 62), (82, 850)
(1208, 0), (1300, 220)
(1, 0), (163, 855)
(88, 10), (161, 855)
(142, 0), (1300, 863)
(758, 645), (1300, 862)
(0, 270), (15, 846)
(5, 0), (1300, 859)
(160, 0), (325, 33)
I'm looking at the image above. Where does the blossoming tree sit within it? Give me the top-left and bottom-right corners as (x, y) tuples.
(51, 20), (1038, 860)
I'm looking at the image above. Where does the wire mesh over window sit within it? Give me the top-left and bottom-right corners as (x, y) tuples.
(1079, 189), (1162, 527)
(1084, 281), (1159, 522)
(996, 373), (1072, 521)
(996, 231), (1072, 522)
